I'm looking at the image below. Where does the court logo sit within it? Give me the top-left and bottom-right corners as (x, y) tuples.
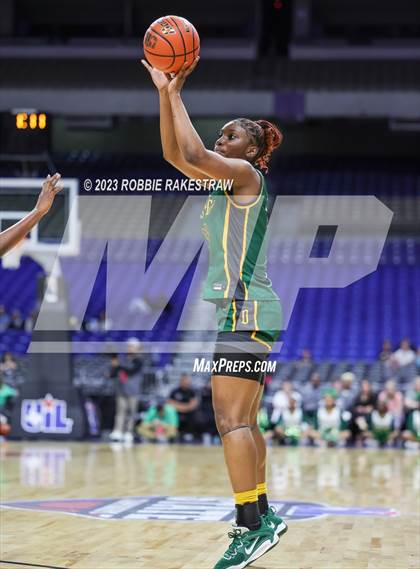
(21, 393), (74, 434)
(1, 496), (398, 522)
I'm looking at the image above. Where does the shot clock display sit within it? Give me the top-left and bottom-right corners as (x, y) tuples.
(15, 112), (48, 131)
(0, 110), (50, 154)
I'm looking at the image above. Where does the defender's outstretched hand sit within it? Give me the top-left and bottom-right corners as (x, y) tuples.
(35, 173), (63, 216)
(141, 59), (172, 91)
(168, 57), (200, 95)
(0, 173), (63, 257)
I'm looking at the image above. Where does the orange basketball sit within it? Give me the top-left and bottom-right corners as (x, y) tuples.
(143, 15), (200, 74)
(0, 422), (11, 437)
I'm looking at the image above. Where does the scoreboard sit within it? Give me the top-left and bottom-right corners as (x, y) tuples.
(15, 111), (48, 131)
(0, 110), (50, 154)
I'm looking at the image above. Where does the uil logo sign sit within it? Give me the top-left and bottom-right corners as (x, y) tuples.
(21, 393), (74, 434)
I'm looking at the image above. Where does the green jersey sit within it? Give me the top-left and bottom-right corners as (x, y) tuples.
(0, 383), (17, 407)
(143, 404), (179, 428)
(406, 410), (420, 441)
(200, 169), (279, 304)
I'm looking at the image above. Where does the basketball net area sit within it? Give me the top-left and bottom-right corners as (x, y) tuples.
(0, 177), (80, 274)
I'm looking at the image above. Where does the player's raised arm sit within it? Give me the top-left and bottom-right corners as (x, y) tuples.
(0, 173), (62, 257)
(141, 59), (209, 181)
(167, 58), (259, 193)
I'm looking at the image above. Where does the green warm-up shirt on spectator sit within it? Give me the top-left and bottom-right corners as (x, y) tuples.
(0, 383), (17, 406)
(143, 404), (179, 427)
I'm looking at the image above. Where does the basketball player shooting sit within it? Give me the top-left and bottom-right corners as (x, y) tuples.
(142, 52), (287, 569)
(0, 173), (62, 257)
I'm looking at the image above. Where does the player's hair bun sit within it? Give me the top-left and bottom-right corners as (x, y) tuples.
(254, 120), (283, 173)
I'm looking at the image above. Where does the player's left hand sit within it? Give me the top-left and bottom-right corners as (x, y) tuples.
(167, 57), (200, 95)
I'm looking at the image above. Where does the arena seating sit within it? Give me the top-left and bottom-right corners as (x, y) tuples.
(5, 352), (417, 398)
(0, 237), (418, 361)
(1, 58), (419, 91)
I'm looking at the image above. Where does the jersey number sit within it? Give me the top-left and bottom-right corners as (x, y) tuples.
(241, 309), (249, 325)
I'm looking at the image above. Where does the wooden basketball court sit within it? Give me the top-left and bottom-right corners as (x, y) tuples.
(1, 442), (418, 568)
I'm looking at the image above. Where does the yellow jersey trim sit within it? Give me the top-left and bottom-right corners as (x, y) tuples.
(239, 208), (250, 301)
(223, 170), (263, 210)
(251, 300), (272, 351)
(222, 199), (231, 298)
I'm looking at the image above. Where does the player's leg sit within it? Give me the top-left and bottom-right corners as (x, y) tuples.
(212, 374), (278, 569)
(249, 385), (269, 512)
(212, 374), (261, 528)
(247, 301), (283, 497)
(212, 301), (281, 568)
(250, 382), (288, 538)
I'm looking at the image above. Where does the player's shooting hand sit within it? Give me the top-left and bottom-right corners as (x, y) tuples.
(35, 173), (63, 216)
(167, 57), (200, 95)
(141, 59), (172, 91)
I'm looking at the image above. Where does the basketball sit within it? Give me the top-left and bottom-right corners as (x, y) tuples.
(143, 15), (200, 74)
(0, 422), (11, 437)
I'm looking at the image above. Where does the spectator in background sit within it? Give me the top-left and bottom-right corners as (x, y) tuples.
(195, 379), (218, 443)
(9, 309), (24, 330)
(0, 372), (18, 415)
(24, 310), (38, 332)
(401, 408), (419, 447)
(297, 348), (313, 368)
(350, 379), (376, 444)
(301, 372), (323, 426)
(274, 397), (305, 446)
(307, 394), (351, 447)
(336, 372), (358, 412)
(84, 311), (112, 333)
(168, 374), (198, 441)
(368, 400), (398, 448)
(379, 339), (393, 363)
(323, 379), (340, 400)
(378, 380), (404, 430)
(0, 305), (10, 331)
(271, 380), (302, 424)
(0, 353), (18, 386)
(0, 369), (18, 438)
(402, 377), (420, 448)
(256, 406), (272, 440)
(405, 377), (420, 412)
(379, 339), (394, 379)
(138, 401), (178, 443)
(97, 310), (112, 333)
(391, 338), (416, 370)
(109, 338), (143, 443)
